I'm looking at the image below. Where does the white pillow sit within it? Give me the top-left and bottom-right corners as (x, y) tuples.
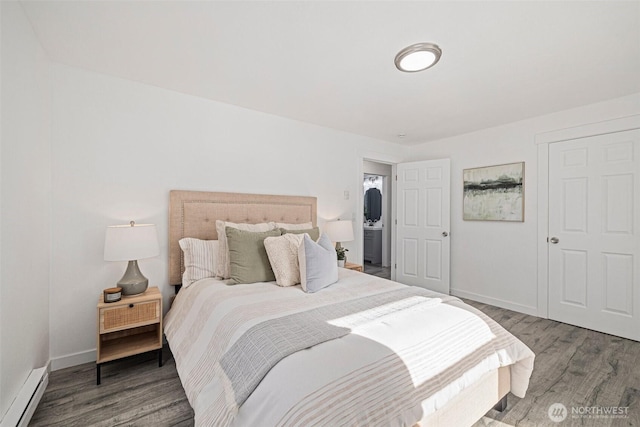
(276, 222), (313, 230)
(179, 238), (218, 288)
(298, 233), (338, 293)
(215, 220), (276, 279)
(264, 233), (305, 287)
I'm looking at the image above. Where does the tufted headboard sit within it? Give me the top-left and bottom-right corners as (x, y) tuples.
(169, 190), (317, 286)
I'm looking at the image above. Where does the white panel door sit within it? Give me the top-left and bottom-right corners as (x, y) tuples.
(396, 159), (450, 294)
(549, 129), (640, 341)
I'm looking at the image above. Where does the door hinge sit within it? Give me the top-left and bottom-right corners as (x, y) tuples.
(394, 263), (397, 269)
(395, 219), (397, 225)
(395, 174), (398, 181)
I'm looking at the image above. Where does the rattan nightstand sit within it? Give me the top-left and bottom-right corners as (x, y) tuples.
(96, 286), (163, 385)
(344, 262), (364, 272)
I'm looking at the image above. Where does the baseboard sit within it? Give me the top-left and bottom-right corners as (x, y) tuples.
(50, 349), (95, 371)
(0, 366), (48, 427)
(451, 288), (539, 317)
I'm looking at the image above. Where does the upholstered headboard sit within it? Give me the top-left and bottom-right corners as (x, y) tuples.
(169, 190), (317, 286)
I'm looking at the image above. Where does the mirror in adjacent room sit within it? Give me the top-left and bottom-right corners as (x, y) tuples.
(364, 187), (382, 222)
(364, 175), (383, 224)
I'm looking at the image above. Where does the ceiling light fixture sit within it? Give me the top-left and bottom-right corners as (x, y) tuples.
(394, 42), (442, 73)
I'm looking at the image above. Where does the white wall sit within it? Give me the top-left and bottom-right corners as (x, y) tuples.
(1, 0), (4, 414)
(8, 2), (637, 373)
(408, 93), (640, 316)
(0, 1), (51, 418)
(363, 160), (392, 177)
(49, 64), (407, 368)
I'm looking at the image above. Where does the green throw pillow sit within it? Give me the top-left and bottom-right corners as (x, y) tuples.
(226, 227), (282, 284)
(279, 227), (320, 241)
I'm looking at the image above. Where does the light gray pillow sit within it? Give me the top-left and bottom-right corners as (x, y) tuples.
(226, 227), (282, 284)
(279, 227), (320, 242)
(298, 233), (338, 293)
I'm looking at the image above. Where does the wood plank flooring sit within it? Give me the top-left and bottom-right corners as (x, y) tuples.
(363, 262), (391, 279)
(30, 300), (640, 426)
(471, 300), (640, 427)
(29, 349), (194, 426)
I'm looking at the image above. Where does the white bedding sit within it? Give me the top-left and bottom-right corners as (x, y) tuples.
(164, 269), (535, 426)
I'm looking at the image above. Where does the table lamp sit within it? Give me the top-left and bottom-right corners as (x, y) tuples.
(323, 219), (354, 251)
(104, 221), (159, 295)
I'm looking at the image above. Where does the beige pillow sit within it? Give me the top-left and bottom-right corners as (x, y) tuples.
(215, 220), (276, 279)
(276, 222), (313, 230)
(179, 238), (218, 288)
(264, 233), (305, 287)
(280, 227), (320, 242)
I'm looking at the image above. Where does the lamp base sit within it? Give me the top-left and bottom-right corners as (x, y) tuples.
(117, 260), (149, 296)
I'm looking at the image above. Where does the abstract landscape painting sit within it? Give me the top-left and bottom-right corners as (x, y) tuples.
(463, 162), (524, 221)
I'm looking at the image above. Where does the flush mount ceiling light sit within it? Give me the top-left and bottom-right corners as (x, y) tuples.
(394, 42), (442, 72)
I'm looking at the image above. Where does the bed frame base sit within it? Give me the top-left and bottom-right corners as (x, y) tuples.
(415, 366), (510, 426)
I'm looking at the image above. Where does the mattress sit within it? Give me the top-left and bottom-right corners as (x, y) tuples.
(164, 269), (534, 426)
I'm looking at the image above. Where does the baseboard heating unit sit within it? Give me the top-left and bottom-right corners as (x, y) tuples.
(0, 367), (48, 427)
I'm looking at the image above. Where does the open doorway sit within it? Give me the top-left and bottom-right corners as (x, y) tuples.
(363, 160), (392, 279)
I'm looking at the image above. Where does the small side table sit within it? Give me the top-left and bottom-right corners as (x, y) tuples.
(96, 286), (163, 385)
(344, 262), (364, 272)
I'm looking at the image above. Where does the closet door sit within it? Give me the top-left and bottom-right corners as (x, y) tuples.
(548, 129), (640, 341)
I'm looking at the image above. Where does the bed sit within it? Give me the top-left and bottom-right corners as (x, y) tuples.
(164, 190), (535, 426)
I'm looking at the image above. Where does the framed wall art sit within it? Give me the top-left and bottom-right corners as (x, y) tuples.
(463, 162), (524, 221)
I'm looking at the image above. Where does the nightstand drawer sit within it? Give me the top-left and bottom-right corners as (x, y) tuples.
(100, 300), (160, 333)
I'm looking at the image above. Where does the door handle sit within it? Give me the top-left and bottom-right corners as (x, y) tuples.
(442, 231), (449, 237)
(549, 237), (559, 244)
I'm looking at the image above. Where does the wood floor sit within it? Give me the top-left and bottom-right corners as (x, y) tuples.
(471, 300), (640, 427)
(30, 300), (640, 426)
(29, 349), (194, 426)
(363, 261), (391, 279)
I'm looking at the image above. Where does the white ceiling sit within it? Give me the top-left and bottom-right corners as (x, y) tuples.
(20, 1), (640, 145)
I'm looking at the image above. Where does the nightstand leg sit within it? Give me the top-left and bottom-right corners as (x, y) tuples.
(158, 348), (163, 367)
(96, 364), (101, 386)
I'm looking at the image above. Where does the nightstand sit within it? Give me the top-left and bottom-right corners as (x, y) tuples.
(344, 262), (364, 272)
(96, 286), (163, 385)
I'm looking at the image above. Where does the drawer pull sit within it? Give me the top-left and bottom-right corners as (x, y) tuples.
(129, 304), (134, 308)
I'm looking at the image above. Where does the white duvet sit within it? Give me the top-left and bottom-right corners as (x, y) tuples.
(164, 269), (534, 426)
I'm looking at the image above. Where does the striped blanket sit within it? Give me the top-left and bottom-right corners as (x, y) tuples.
(164, 269), (535, 427)
(221, 287), (442, 407)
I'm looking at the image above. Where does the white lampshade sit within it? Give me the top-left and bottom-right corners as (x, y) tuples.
(104, 222), (159, 261)
(323, 220), (354, 244)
